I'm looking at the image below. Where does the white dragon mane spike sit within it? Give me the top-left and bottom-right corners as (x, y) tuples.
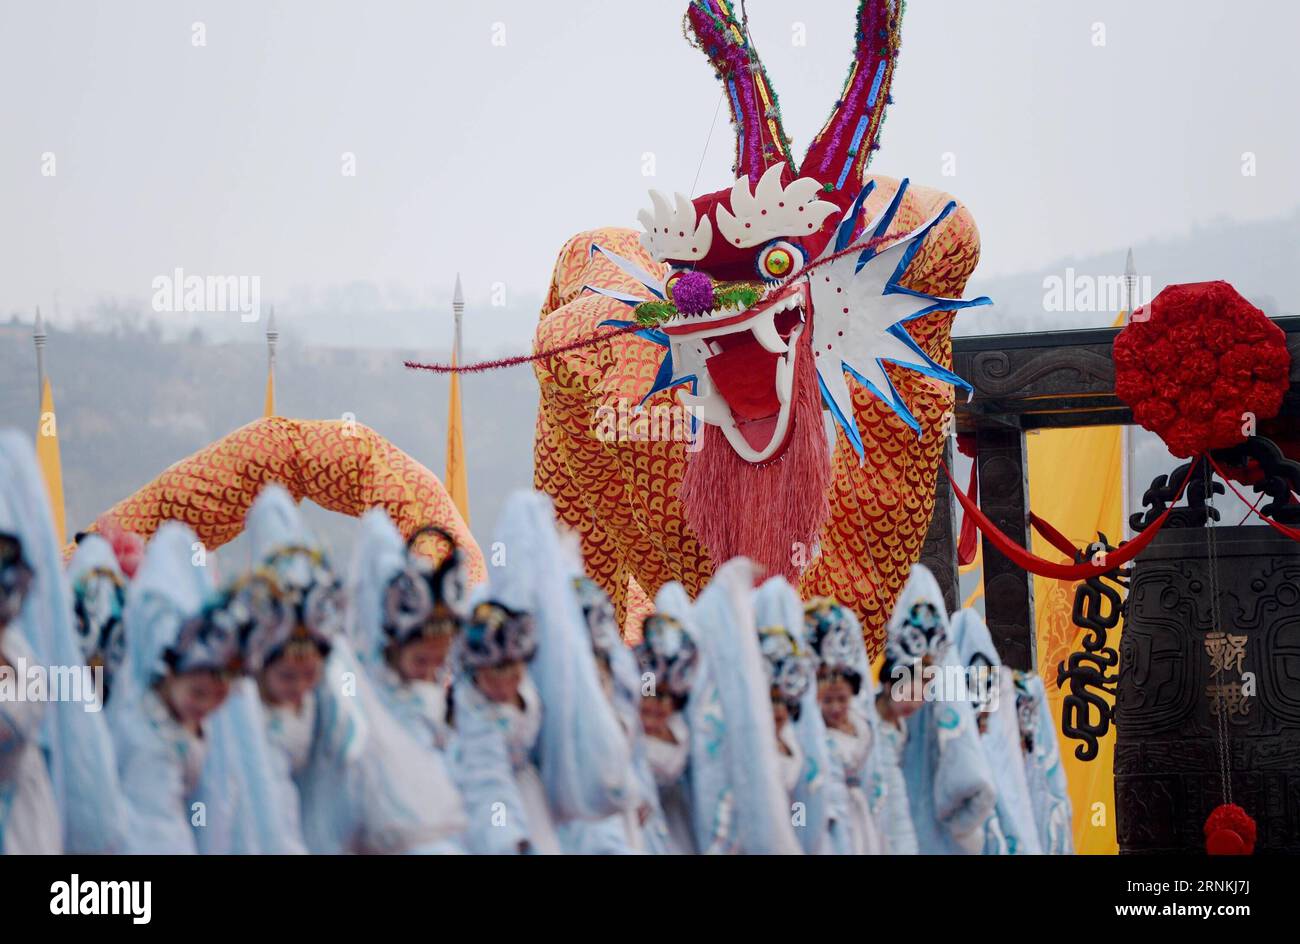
(715, 162), (839, 249)
(637, 190), (713, 261)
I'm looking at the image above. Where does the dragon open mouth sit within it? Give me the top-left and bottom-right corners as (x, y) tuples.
(663, 281), (809, 463)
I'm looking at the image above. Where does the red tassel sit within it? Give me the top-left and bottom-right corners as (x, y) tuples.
(1204, 803), (1255, 855)
(680, 328), (830, 584)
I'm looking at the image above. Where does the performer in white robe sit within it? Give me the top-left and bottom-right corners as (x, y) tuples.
(682, 559), (802, 854)
(348, 509), (468, 753)
(240, 486), (466, 854)
(0, 523), (59, 854)
(754, 577), (836, 854)
(0, 430), (124, 854)
(109, 522), (245, 853)
(1014, 670), (1075, 853)
(633, 592), (702, 854)
(871, 654), (921, 854)
(67, 534), (128, 705)
(887, 564), (998, 854)
(804, 597), (891, 855)
(452, 490), (633, 853)
(951, 608), (1042, 854)
(452, 596), (558, 853)
(558, 573), (673, 854)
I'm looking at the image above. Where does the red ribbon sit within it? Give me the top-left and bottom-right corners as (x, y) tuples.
(941, 456), (1201, 581)
(956, 461), (979, 566)
(1206, 455), (1300, 542)
(1029, 512), (1080, 560)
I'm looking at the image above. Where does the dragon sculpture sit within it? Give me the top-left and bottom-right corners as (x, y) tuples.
(534, 0), (986, 649)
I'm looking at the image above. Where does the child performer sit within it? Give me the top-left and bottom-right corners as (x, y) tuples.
(110, 522), (243, 853)
(951, 608), (1041, 854)
(453, 596), (557, 853)
(67, 534), (128, 705)
(884, 564), (998, 854)
(683, 560), (802, 854)
(633, 595), (701, 854)
(754, 577), (835, 854)
(348, 508), (468, 751)
(452, 491), (633, 853)
(804, 596), (892, 854)
(0, 495), (58, 852)
(0, 430), (124, 854)
(560, 573), (670, 853)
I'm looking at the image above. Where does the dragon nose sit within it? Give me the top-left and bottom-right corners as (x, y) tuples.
(670, 271), (715, 315)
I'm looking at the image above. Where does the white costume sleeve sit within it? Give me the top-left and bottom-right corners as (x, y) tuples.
(109, 699), (198, 855)
(449, 678), (531, 854)
(684, 561), (802, 855)
(1024, 673), (1074, 853)
(872, 718), (919, 854)
(293, 643), (467, 854)
(489, 492), (633, 823)
(199, 681), (307, 854)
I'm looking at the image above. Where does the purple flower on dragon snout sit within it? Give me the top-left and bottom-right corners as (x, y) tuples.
(669, 270), (714, 315)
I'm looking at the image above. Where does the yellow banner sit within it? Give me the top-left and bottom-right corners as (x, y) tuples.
(1027, 423), (1124, 854)
(36, 377), (67, 546)
(446, 361), (470, 526)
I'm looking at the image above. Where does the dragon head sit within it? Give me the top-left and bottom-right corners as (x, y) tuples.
(585, 0), (988, 583)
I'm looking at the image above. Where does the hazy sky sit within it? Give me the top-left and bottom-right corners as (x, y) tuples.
(4, 0), (1299, 349)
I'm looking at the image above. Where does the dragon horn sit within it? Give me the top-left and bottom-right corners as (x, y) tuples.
(801, 0), (904, 193)
(684, 0), (794, 185)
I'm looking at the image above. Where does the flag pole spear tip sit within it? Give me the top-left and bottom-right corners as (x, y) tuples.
(453, 273), (464, 310)
(266, 305), (279, 368)
(34, 306), (48, 405)
(1124, 247), (1136, 278)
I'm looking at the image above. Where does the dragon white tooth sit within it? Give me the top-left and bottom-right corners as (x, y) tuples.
(679, 390), (730, 426)
(774, 324), (804, 407)
(775, 349), (794, 406)
(752, 310), (789, 354)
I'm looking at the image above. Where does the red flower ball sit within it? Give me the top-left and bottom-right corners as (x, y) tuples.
(1113, 281), (1290, 458)
(1204, 803), (1256, 855)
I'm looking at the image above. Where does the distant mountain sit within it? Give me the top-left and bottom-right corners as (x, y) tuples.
(959, 206), (1300, 337)
(0, 319), (538, 559)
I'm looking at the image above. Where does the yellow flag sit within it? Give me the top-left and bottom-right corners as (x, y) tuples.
(1027, 423), (1124, 854)
(446, 357), (470, 526)
(263, 366), (276, 417)
(36, 376), (67, 546)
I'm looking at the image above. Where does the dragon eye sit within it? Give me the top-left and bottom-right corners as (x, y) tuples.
(757, 241), (803, 281)
(664, 268), (688, 301)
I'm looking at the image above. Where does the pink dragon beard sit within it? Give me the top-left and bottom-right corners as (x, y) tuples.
(679, 326), (831, 586)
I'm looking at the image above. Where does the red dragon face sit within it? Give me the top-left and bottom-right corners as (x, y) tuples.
(644, 165), (842, 462)
(583, 0), (988, 581)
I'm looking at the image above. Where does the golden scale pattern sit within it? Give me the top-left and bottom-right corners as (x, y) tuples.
(82, 416), (485, 582)
(534, 179), (980, 652)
